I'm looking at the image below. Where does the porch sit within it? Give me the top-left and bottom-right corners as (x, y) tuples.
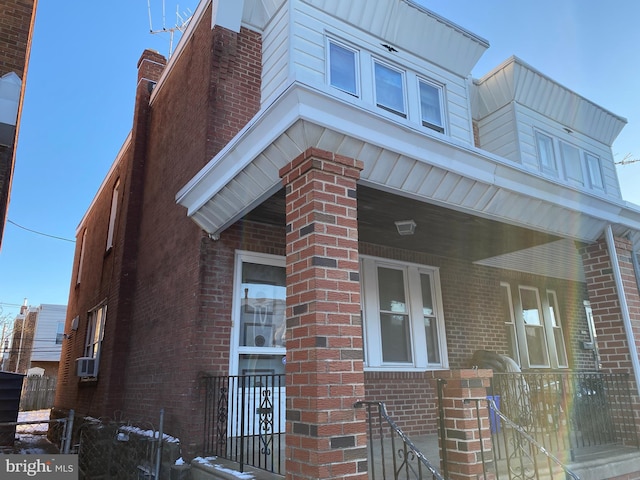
(199, 370), (640, 480)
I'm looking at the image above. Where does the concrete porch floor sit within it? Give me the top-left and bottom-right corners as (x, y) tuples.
(189, 433), (640, 479)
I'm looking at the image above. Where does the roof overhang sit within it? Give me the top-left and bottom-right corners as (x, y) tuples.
(176, 82), (640, 254)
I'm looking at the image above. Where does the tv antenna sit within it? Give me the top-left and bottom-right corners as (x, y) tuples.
(615, 153), (640, 166)
(147, 0), (193, 58)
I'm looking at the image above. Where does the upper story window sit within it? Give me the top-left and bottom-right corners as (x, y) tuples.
(559, 141), (584, 185)
(419, 79), (444, 133)
(361, 256), (448, 370)
(584, 152), (604, 189)
(55, 322), (64, 345)
(374, 60), (406, 117)
(326, 36), (447, 135)
(535, 131), (558, 175)
(535, 129), (605, 193)
(76, 229), (87, 285)
(328, 40), (359, 96)
(106, 178), (120, 251)
(84, 304), (107, 376)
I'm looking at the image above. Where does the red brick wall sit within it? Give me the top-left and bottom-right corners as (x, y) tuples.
(0, 0), (37, 247)
(360, 242), (594, 436)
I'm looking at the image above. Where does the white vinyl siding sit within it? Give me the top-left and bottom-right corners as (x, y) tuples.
(475, 104), (520, 162)
(515, 105), (619, 197)
(288, 1), (473, 143)
(30, 304), (67, 361)
(260, 3), (291, 105)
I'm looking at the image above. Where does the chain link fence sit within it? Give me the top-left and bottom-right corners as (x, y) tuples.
(53, 409), (182, 480)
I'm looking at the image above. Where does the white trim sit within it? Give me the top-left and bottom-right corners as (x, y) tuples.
(360, 254), (448, 371)
(229, 250), (286, 377)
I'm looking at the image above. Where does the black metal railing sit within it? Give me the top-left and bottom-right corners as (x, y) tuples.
(480, 397), (581, 480)
(489, 371), (639, 460)
(354, 401), (444, 480)
(203, 374), (285, 474)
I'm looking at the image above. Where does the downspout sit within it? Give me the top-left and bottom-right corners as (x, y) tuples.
(605, 225), (640, 396)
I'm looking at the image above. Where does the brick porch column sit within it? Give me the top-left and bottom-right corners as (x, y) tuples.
(580, 232), (640, 442)
(279, 148), (367, 480)
(432, 369), (494, 480)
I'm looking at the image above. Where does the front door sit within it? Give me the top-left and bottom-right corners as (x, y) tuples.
(231, 251), (286, 437)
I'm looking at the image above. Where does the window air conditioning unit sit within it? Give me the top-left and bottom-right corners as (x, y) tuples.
(76, 357), (98, 378)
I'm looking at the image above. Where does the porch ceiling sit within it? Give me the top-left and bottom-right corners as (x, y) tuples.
(176, 83), (640, 266)
(246, 185), (565, 264)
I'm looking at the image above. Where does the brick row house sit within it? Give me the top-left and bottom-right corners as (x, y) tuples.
(54, 1), (640, 479)
(0, 0), (38, 249)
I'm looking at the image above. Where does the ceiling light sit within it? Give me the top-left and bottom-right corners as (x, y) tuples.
(395, 220), (416, 236)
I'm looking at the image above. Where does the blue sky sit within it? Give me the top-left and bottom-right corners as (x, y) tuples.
(1, 0), (640, 321)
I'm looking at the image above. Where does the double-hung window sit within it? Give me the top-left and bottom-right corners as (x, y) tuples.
(374, 60), (406, 117)
(328, 40), (358, 97)
(584, 152), (604, 190)
(419, 79), (445, 133)
(55, 322), (65, 345)
(559, 141), (584, 185)
(535, 131), (557, 175)
(501, 283), (568, 369)
(106, 178), (120, 251)
(361, 256), (447, 370)
(84, 304), (107, 372)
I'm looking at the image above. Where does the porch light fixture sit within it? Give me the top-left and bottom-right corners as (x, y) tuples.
(395, 220), (416, 236)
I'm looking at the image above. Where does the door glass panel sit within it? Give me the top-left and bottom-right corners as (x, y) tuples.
(240, 262), (286, 348)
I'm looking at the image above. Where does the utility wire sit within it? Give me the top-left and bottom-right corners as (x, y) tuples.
(7, 219), (75, 243)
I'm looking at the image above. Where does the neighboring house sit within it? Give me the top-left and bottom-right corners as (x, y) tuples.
(54, 0), (640, 478)
(0, 0), (38, 250)
(4, 303), (66, 376)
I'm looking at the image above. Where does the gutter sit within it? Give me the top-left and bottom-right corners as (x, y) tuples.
(605, 224), (640, 396)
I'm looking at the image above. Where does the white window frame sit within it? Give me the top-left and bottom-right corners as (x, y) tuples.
(535, 130), (558, 175)
(503, 283), (569, 369)
(500, 282), (520, 366)
(559, 141), (584, 186)
(229, 251), (287, 377)
(360, 255), (448, 371)
(518, 285), (549, 368)
(84, 304), (107, 375)
(106, 178), (120, 251)
(327, 38), (360, 97)
(55, 322), (65, 345)
(373, 59), (407, 118)
(584, 152), (604, 190)
(418, 77), (445, 134)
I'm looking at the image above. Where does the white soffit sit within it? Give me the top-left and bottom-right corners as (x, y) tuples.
(474, 239), (585, 282)
(474, 56), (627, 146)
(176, 83), (640, 248)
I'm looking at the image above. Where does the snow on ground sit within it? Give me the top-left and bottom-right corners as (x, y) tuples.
(16, 409), (50, 433)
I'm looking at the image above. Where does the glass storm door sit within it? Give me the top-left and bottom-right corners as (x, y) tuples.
(232, 253), (286, 437)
